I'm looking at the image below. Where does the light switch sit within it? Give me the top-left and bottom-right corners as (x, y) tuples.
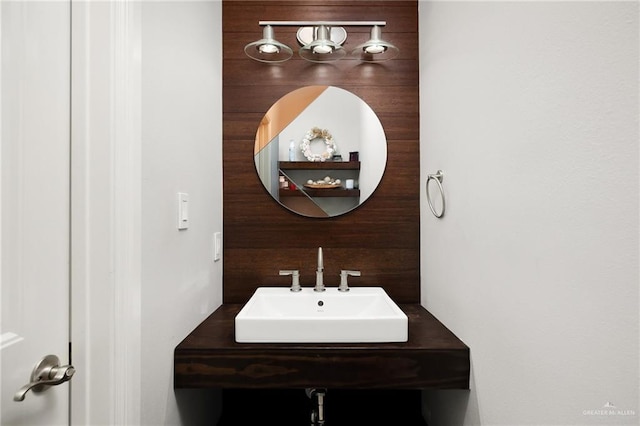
(178, 193), (189, 230)
(214, 232), (222, 261)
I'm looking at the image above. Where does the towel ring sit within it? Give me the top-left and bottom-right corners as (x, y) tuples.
(426, 170), (445, 218)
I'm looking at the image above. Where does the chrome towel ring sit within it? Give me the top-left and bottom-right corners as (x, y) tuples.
(426, 170), (445, 218)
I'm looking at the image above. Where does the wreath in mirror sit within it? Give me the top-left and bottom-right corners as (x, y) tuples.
(300, 127), (337, 162)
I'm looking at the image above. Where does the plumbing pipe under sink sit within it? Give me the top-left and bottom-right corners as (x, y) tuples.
(306, 388), (326, 426)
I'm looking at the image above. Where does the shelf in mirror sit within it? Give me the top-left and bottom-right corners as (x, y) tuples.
(278, 161), (360, 170)
(279, 188), (360, 198)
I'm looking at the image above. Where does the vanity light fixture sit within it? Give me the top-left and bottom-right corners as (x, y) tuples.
(243, 25), (294, 63)
(244, 21), (398, 64)
(298, 25), (346, 63)
(352, 25), (400, 62)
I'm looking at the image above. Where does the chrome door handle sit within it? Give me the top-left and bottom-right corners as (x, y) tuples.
(14, 354), (75, 401)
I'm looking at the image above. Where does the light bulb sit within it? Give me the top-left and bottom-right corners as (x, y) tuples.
(259, 44), (280, 54)
(364, 44), (386, 54)
(313, 45), (333, 54)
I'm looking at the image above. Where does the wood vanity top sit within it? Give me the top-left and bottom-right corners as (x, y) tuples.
(174, 304), (469, 390)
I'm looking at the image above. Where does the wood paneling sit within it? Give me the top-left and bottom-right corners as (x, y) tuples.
(223, 0), (420, 303)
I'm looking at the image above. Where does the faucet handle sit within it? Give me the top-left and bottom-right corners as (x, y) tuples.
(338, 270), (361, 292)
(279, 270), (301, 292)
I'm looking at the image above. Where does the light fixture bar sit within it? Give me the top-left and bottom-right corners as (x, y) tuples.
(245, 20), (398, 64)
(258, 21), (386, 27)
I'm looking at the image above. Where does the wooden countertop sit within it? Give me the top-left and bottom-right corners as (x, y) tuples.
(174, 304), (469, 389)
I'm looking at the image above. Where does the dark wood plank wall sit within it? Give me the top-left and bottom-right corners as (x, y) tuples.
(223, 0), (420, 304)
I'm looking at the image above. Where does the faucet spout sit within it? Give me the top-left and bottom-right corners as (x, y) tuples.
(315, 247), (325, 292)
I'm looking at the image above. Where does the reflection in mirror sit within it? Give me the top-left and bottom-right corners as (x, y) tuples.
(254, 86), (387, 218)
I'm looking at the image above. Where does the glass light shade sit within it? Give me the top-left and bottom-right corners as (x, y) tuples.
(299, 25), (346, 63)
(351, 25), (399, 62)
(244, 25), (293, 63)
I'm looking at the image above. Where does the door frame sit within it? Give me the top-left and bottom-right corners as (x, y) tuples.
(70, 1), (142, 424)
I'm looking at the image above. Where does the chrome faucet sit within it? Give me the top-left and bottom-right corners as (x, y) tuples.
(280, 269), (301, 292)
(338, 270), (361, 292)
(315, 247), (325, 292)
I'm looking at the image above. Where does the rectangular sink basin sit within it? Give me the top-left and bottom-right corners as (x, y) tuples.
(235, 287), (408, 343)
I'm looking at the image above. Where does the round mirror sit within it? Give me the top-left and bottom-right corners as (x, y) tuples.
(254, 86), (387, 218)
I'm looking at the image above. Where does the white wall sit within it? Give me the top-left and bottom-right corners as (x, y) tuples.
(420, 2), (638, 425)
(141, 2), (223, 425)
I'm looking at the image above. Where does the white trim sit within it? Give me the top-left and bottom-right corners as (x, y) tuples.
(71, 1), (142, 425)
(111, 1), (142, 424)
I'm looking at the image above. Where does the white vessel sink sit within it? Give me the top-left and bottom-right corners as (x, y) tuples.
(235, 287), (408, 343)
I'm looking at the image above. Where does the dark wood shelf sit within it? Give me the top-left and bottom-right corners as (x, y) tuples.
(279, 188), (361, 198)
(174, 303), (469, 390)
(279, 161), (360, 170)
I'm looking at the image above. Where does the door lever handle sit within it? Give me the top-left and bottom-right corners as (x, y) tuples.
(14, 354), (75, 401)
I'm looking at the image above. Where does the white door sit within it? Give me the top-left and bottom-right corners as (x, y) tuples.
(1, 1), (72, 425)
